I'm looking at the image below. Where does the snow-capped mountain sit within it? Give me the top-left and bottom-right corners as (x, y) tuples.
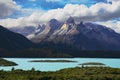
(9, 17), (120, 50)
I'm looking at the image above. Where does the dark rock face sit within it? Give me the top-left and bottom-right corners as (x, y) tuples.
(66, 17), (75, 24)
(0, 25), (34, 50)
(30, 17), (120, 50)
(48, 19), (63, 34)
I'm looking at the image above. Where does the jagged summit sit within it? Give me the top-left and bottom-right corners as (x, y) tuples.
(49, 19), (58, 23)
(66, 17), (75, 24)
(80, 21), (83, 25)
(9, 18), (120, 50)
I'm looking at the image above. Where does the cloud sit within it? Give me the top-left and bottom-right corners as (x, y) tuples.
(96, 20), (120, 33)
(37, 1), (120, 22)
(0, 1), (120, 30)
(0, 0), (20, 18)
(107, 0), (120, 2)
(0, 11), (44, 28)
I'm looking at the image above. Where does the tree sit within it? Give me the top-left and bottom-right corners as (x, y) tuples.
(31, 67), (35, 71)
(11, 67), (15, 71)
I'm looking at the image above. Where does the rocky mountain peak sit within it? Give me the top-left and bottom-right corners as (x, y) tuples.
(8, 18), (120, 50)
(66, 17), (75, 24)
(48, 19), (63, 34)
(49, 19), (58, 23)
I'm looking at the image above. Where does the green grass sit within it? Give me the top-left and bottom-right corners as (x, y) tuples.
(0, 67), (120, 80)
(0, 58), (17, 66)
(79, 62), (105, 65)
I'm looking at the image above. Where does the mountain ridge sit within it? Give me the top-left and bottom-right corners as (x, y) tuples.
(1, 22), (120, 57)
(0, 25), (34, 50)
(26, 18), (120, 51)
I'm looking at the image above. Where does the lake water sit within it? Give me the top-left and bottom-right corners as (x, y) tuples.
(0, 58), (120, 71)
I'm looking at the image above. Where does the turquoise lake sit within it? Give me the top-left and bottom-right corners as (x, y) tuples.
(0, 58), (120, 71)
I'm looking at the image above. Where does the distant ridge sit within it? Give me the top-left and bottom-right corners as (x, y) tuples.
(0, 25), (34, 50)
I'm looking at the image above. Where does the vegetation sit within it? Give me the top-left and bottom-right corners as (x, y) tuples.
(79, 62), (106, 67)
(0, 67), (120, 80)
(79, 62), (105, 65)
(1, 47), (120, 58)
(29, 60), (77, 62)
(0, 58), (17, 66)
(0, 48), (73, 58)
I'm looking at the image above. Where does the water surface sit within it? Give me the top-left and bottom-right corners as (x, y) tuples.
(0, 58), (119, 71)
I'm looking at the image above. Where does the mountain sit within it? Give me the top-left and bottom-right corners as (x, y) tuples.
(0, 25), (34, 50)
(66, 16), (75, 24)
(28, 17), (120, 51)
(8, 17), (120, 51)
(48, 19), (63, 34)
(9, 26), (36, 37)
(4, 17), (120, 57)
(0, 25), (72, 58)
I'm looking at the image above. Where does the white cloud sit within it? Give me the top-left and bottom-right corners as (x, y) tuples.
(107, 0), (120, 2)
(0, 0), (20, 18)
(0, 1), (120, 30)
(96, 20), (120, 33)
(0, 11), (44, 28)
(34, 1), (120, 22)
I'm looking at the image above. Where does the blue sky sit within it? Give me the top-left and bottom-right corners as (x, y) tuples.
(10, 0), (108, 18)
(13, 0), (107, 10)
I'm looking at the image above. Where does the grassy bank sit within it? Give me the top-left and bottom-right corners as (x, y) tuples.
(0, 67), (120, 80)
(0, 58), (17, 66)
